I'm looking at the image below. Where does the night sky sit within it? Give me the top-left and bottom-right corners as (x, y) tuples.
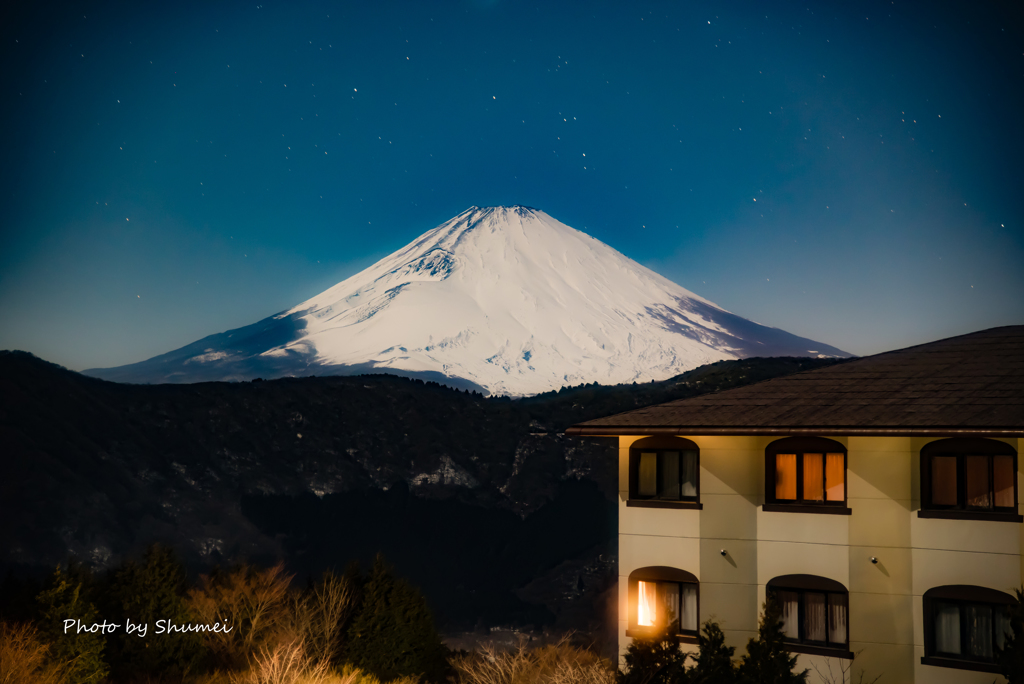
(1, 1), (1021, 372)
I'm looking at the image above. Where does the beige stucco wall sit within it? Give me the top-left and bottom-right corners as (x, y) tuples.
(617, 435), (1022, 683)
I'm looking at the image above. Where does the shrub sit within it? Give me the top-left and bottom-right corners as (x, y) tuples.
(193, 672), (238, 684)
(228, 648), (419, 684)
(452, 641), (532, 684)
(335, 664), (384, 684)
(0, 620), (70, 684)
(452, 637), (614, 684)
(335, 663), (420, 684)
(188, 562), (295, 669)
(528, 640), (615, 684)
(229, 640), (331, 684)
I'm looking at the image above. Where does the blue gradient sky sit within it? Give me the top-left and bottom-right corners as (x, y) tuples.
(1, 0), (1021, 371)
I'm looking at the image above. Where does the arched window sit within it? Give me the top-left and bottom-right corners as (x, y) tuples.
(764, 437), (850, 514)
(922, 585), (1014, 673)
(628, 436), (701, 509)
(627, 566), (699, 641)
(919, 438), (1020, 522)
(767, 575), (852, 658)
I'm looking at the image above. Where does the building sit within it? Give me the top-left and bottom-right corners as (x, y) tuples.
(566, 326), (1023, 682)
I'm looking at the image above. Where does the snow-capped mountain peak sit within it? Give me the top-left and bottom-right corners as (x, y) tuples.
(86, 206), (849, 394)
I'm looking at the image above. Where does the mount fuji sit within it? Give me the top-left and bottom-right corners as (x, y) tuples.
(85, 206), (850, 395)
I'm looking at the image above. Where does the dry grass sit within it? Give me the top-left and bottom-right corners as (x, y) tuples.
(224, 643), (417, 684)
(188, 564), (357, 674)
(228, 640), (331, 684)
(0, 621), (68, 684)
(332, 664), (418, 684)
(452, 637), (614, 684)
(191, 671), (236, 684)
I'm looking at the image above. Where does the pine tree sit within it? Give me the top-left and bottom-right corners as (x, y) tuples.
(344, 554), (449, 682)
(689, 620), (737, 684)
(102, 544), (206, 679)
(736, 595), (807, 684)
(997, 587), (1024, 684)
(35, 564), (108, 684)
(617, 628), (689, 684)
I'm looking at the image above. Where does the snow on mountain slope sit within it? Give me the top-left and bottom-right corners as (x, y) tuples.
(86, 206), (850, 395)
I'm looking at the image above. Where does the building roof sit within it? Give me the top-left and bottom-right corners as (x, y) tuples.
(566, 326), (1024, 438)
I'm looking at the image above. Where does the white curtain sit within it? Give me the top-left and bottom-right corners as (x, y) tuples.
(934, 602), (961, 654)
(637, 581), (657, 626)
(804, 592), (827, 641)
(828, 594), (848, 644)
(681, 451), (698, 498)
(661, 582), (680, 630)
(778, 590), (800, 640)
(680, 583), (698, 632)
(660, 452), (680, 499)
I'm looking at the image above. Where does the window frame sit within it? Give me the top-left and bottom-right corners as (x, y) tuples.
(918, 438), (1021, 523)
(767, 574), (853, 659)
(921, 585), (1015, 674)
(764, 437), (852, 515)
(626, 566), (700, 643)
(627, 436), (702, 510)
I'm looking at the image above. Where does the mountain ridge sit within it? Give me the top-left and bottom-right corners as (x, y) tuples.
(0, 349), (845, 634)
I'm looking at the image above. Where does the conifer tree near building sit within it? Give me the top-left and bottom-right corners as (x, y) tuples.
(736, 595), (808, 684)
(344, 554), (450, 683)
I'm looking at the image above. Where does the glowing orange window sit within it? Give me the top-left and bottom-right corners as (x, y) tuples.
(776, 454), (797, 500)
(825, 453), (845, 501)
(767, 438), (847, 509)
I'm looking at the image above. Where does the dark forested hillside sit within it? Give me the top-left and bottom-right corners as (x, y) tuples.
(0, 350), (844, 637)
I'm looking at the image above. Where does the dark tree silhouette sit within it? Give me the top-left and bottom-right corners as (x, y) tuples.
(736, 595), (807, 684)
(689, 620), (737, 684)
(102, 544), (206, 679)
(617, 628), (689, 684)
(997, 587), (1024, 684)
(35, 563), (108, 684)
(344, 554), (450, 682)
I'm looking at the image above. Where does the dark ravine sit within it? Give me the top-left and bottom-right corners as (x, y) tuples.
(0, 350), (845, 645)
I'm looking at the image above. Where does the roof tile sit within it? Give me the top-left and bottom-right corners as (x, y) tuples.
(570, 326), (1024, 434)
